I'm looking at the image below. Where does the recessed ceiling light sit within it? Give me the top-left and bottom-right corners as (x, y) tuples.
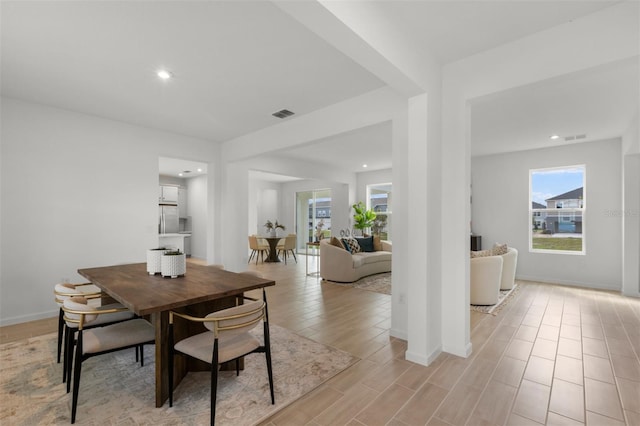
(178, 173), (183, 177)
(197, 168), (202, 172)
(157, 69), (172, 80)
(362, 164), (368, 168)
(549, 134), (560, 140)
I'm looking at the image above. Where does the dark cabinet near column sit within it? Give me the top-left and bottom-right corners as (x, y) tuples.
(471, 235), (482, 251)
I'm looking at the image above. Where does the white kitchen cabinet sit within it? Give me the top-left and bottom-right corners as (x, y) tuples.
(178, 187), (188, 218)
(159, 185), (178, 204)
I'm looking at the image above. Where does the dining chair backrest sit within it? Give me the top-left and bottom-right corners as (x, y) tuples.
(248, 235), (258, 250)
(63, 296), (99, 326)
(203, 300), (265, 338)
(284, 234), (296, 250)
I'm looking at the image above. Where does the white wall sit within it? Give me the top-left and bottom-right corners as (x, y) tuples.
(355, 168), (392, 204)
(471, 139), (623, 290)
(622, 115), (640, 296)
(0, 98), (219, 325)
(187, 175), (208, 259)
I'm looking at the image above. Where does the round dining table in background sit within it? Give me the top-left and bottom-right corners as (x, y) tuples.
(263, 236), (282, 262)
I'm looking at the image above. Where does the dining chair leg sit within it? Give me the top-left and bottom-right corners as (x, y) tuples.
(264, 321), (275, 405)
(71, 331), (84, 424)
(291, 250), (297, 263)
(65, 326), (75, 390)
(57, 308), (64, 363)
(211, 340), (219, 426)
(66, 335), (74, 392)
(139, 345), (144, 366)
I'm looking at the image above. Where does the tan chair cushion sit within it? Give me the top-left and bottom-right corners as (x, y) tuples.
(82, 319), (154, 355)
(175, 330), (261, 364)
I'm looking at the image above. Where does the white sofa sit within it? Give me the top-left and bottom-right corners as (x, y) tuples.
(320, 238), (392, 283)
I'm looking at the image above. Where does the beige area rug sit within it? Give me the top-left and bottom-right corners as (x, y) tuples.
(325, 272), (392, 295)
(0, 325), (358, 425)
(470, 283), (521, 315)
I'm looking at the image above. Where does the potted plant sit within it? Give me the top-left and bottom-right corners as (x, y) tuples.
(161, 250), (186, 278)
(264, 220), (286, 237)
(146, 247), (167, 275)
(352, 201), (376, 236)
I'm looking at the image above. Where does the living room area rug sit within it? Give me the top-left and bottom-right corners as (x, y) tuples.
(325, 272), (392, 295)
(0, 324), (358, 425)
(470, 283), (520, 315)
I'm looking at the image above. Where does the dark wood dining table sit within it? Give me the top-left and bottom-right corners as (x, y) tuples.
(78, 262), (275, 407)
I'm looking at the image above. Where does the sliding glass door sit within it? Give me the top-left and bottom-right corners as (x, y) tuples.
(295, 189), (331, 252)
(367, 183), (392, 241)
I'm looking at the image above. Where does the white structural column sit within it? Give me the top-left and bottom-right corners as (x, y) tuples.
(405, 94), (444, 364)
(221, 162), (250, 272)
(440, 85), (472, 357)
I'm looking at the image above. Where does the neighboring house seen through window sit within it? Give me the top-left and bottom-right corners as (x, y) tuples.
(529, 165), (585, 254)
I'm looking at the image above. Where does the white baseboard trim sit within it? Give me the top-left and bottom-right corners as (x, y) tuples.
(622, 290), (640, 298)
(406, 344), (442, 366)
(0, 309), (58, 327)
(442, 341), (473, 358)
(516, 275), (621, 292)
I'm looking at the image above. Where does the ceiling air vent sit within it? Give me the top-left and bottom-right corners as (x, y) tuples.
(272, 109), (295, 119)
(563, 134), (587, 142)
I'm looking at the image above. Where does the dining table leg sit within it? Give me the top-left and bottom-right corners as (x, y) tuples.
(153, 311), (170, 408)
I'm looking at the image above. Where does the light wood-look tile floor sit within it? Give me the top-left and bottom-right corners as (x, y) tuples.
(2, 257), (639, 425)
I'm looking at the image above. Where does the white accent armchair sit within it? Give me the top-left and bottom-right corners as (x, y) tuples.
(500, 247), (518, 290)
(470, 255), (503, 305)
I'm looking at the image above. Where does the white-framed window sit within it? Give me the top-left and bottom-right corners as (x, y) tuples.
(366, 183), (392, 241)
(529, 165), (585, 255)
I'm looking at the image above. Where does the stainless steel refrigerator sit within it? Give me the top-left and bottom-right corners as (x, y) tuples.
(159, 205), (179, 234)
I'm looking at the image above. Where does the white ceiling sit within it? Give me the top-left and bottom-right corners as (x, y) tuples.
(158, 157), (208, 179)
(374, 1), (620, 64)
(471, 58), (640, 157)
(1, 1), (636, 177)
(278, 121), (393, 173)
(0, 1), (384, 142)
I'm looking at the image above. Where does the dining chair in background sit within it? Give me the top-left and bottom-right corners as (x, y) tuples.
(277, 234), (297, 264)
(168, 288), (274, 425)
(62, 296), (155, 424)
(248, 235), (267, 264)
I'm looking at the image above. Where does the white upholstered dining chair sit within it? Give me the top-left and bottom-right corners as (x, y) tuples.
(62, 296), (155, 424)
(168, 289), (274, 425)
